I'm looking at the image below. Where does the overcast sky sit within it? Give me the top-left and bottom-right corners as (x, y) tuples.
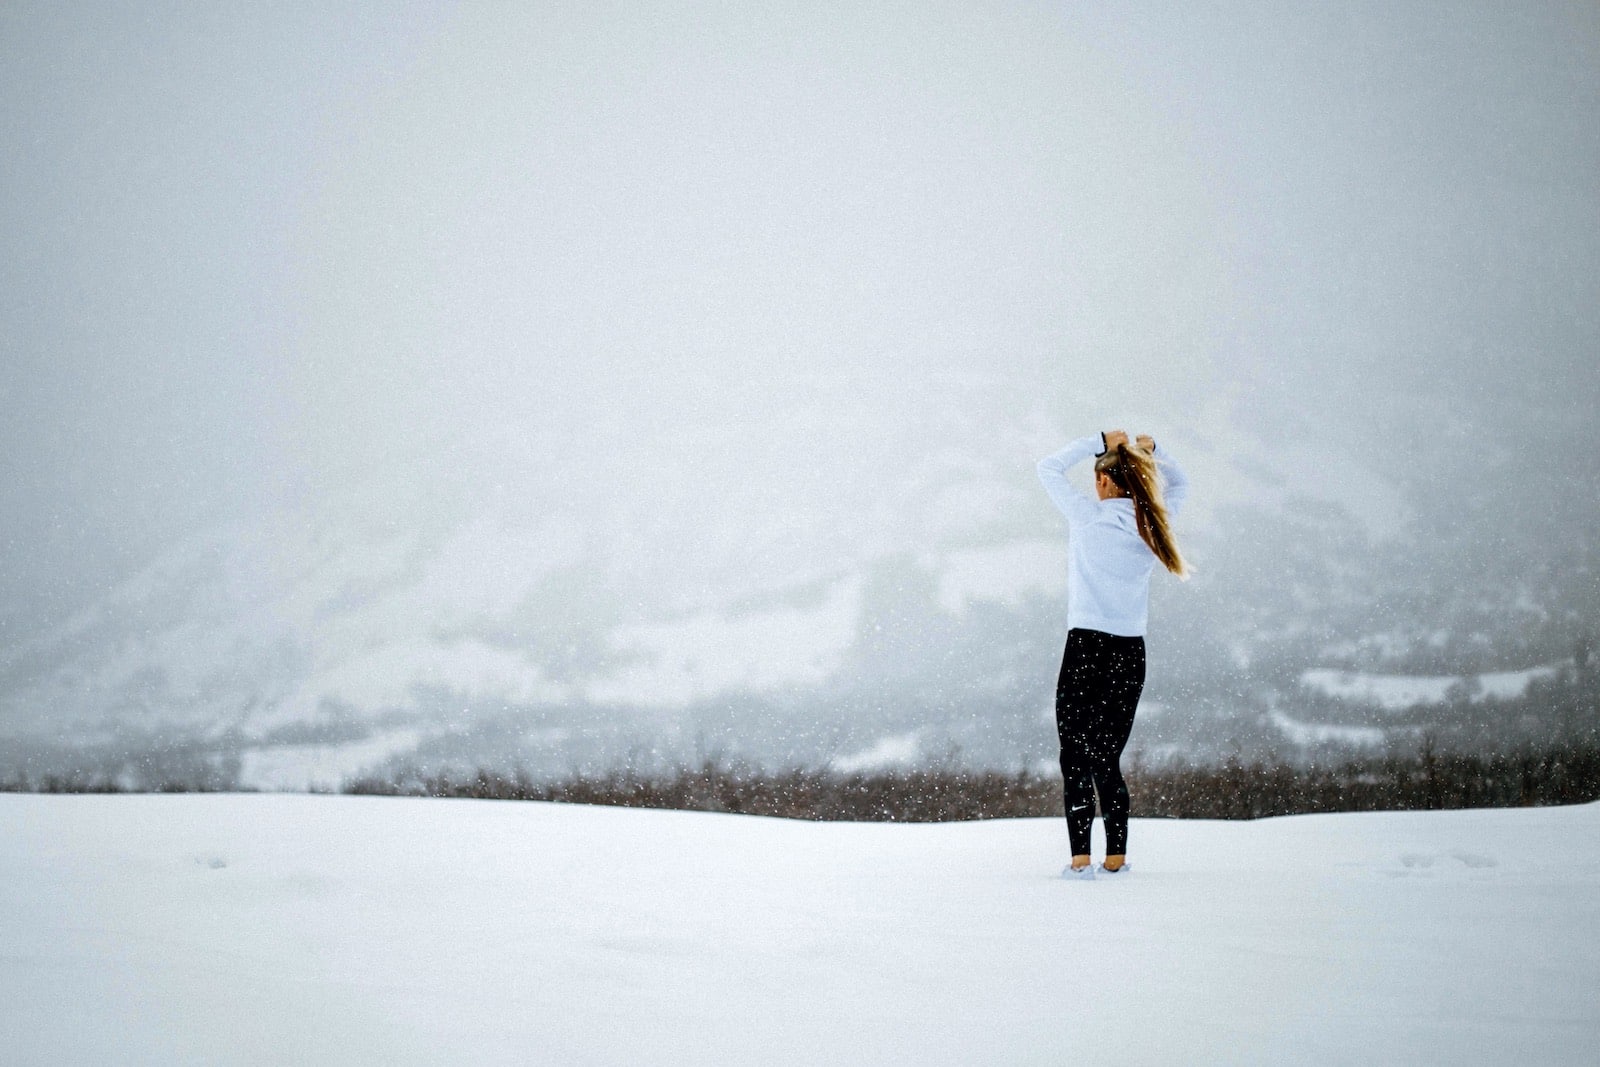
(3, 1), (1597, 624)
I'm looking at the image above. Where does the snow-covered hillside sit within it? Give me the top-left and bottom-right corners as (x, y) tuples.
(0, 384), (1048, 705)
(2, 794), (1596, 1064)
(0, 387), (1089, 774)
(1300, 662), (1571, 711)
(6, 379), (1591, 789)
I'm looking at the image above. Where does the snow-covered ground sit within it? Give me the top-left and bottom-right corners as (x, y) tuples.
(3, 795), (1596, 1065)
(1269, 708), (1390, 747)
(1299, 662), (1569, 711)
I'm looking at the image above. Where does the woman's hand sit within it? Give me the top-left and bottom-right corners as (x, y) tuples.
(1136, 434), (1155, 453)
(1104, 429), (1130, 450)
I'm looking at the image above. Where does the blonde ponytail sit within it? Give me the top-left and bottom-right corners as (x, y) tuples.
(1095, 443), (1189, 579)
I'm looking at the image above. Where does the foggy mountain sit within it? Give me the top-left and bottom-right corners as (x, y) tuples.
(2, 381), (1593, 786)
(3, 2), (1597, 785)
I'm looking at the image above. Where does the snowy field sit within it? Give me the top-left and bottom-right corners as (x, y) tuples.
(3, 795), (1597, 1065)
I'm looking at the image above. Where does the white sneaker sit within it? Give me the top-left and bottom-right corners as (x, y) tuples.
(1098, 861), (1131, 875)
(1061, 863), (1096, 881)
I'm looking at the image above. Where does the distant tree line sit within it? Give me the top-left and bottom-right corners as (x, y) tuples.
(337, 738), (1600, 821)
(7, 739), (1599, 821)
(0, 748), (240, 794)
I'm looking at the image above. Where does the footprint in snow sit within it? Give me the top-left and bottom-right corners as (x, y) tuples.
(1449, 849), (1497, 869)
(1390, 851), (1497, 877)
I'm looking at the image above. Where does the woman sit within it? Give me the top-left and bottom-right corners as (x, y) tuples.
(1037, 429), (1189, 878)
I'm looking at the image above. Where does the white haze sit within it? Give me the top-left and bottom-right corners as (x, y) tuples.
(1, 2), (1597, 765)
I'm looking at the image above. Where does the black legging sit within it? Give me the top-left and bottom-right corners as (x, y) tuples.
(1055, 627), (1146, 857)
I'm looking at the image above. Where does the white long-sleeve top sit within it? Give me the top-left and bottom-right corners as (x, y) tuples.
(1036, 434), (1190, 637)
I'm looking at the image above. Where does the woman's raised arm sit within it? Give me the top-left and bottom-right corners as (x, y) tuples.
(1151, 441), (1189, 516)
(1036, 434), (1104, 525)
